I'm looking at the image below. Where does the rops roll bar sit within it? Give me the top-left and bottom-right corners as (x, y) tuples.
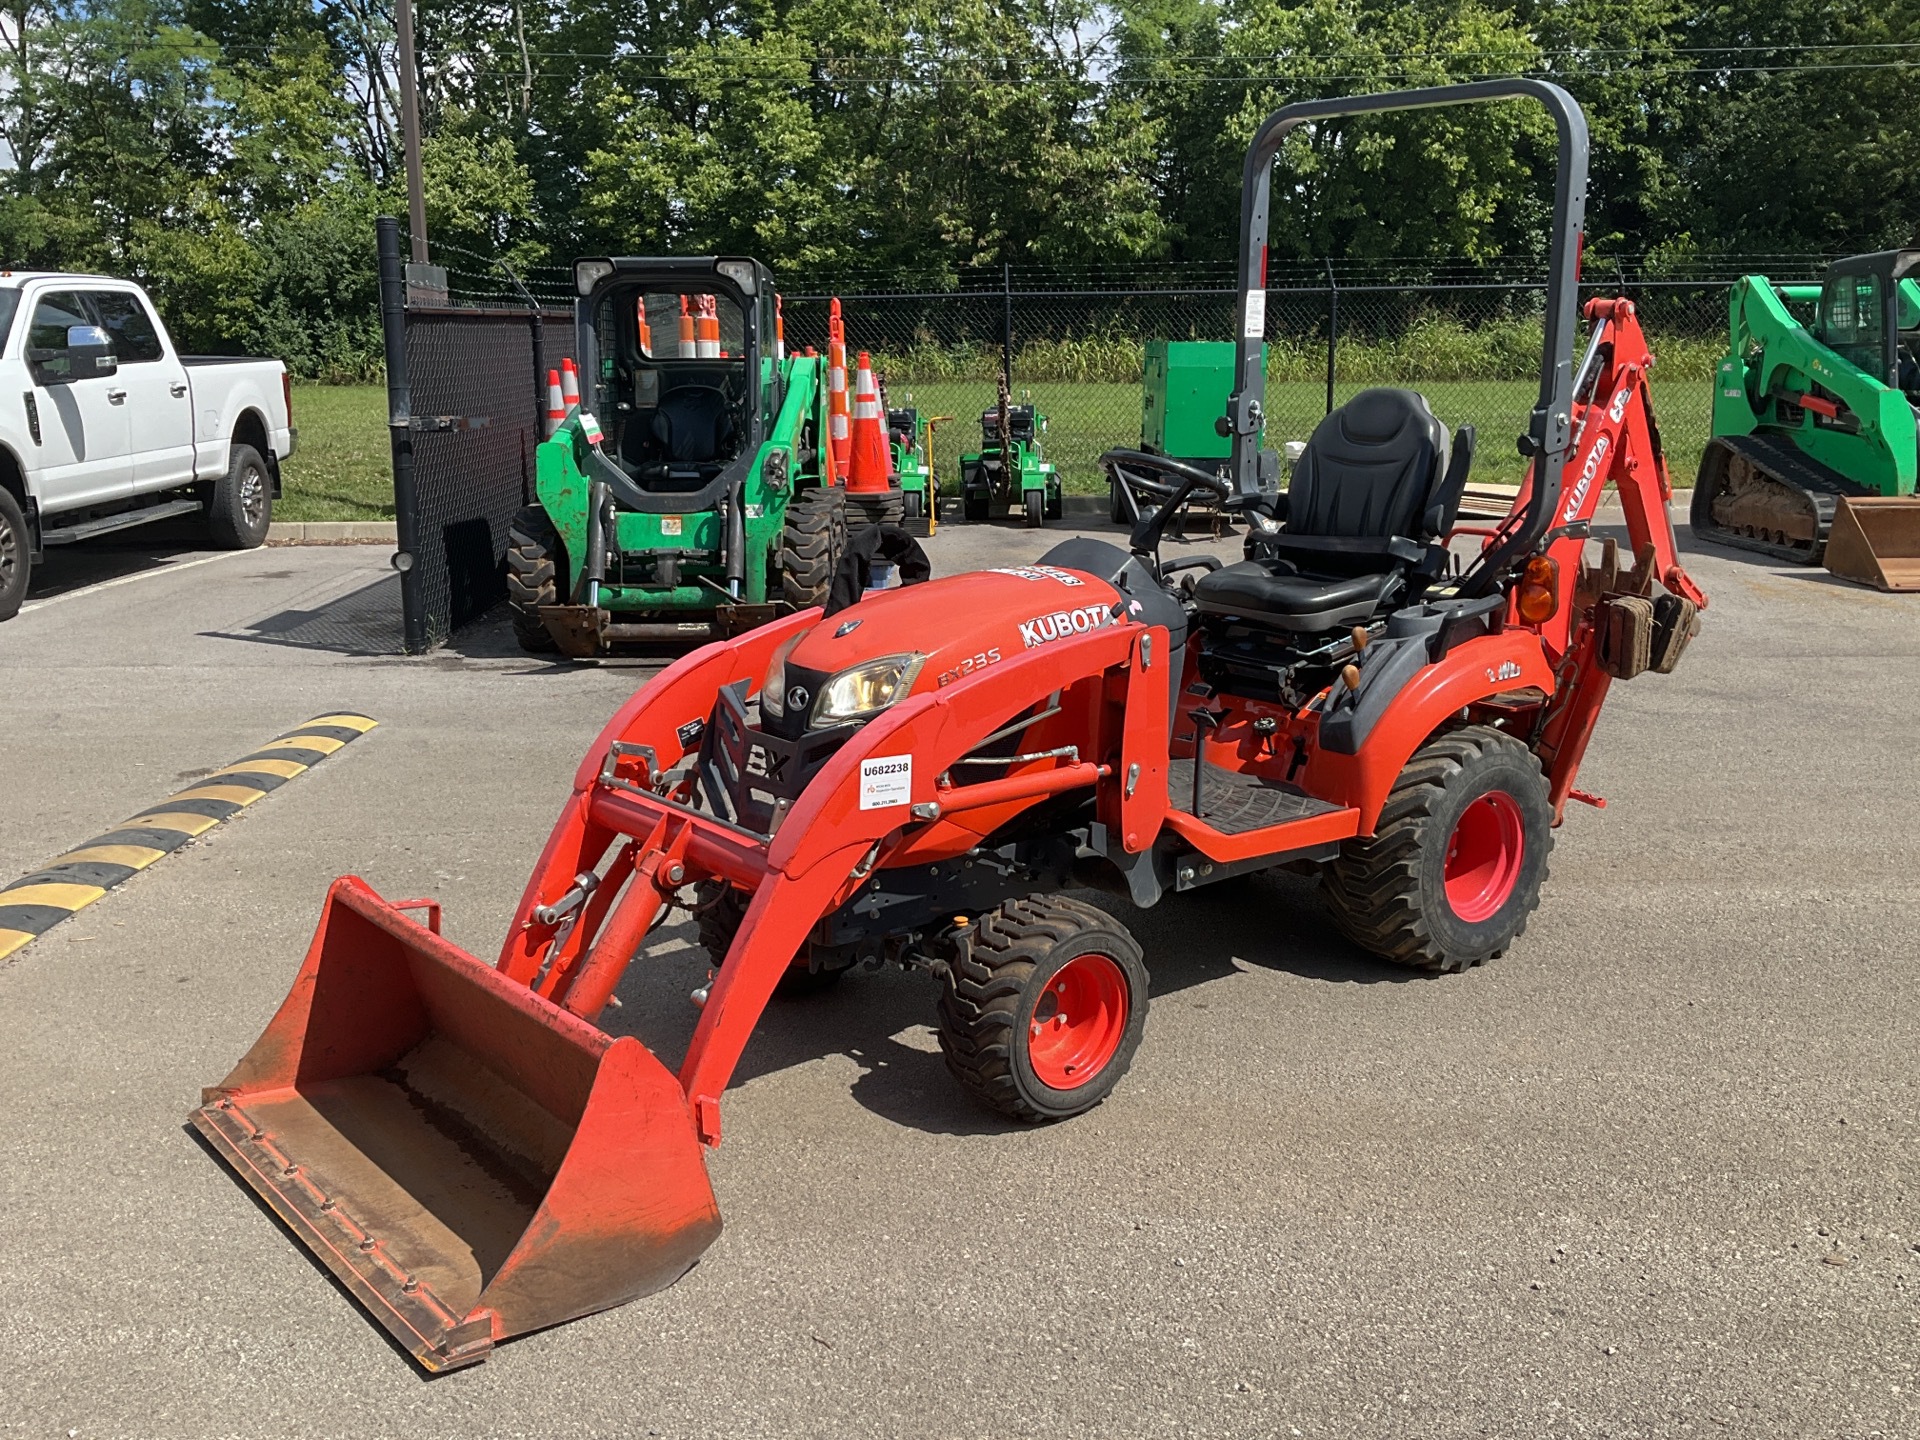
(1225, 79), (1590, 595)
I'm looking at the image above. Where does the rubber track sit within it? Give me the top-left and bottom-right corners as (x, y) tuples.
(937, 894), (1138, 1122)
(1692, 434), (1871, 564)
(778, 488), (845, 609)
(505, 505), (562, 653)
(1321, 726), (1552, 974)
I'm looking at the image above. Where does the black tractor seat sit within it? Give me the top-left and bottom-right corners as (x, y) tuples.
(1192, 388), (1473, 633)
(624, 384), (739, 491)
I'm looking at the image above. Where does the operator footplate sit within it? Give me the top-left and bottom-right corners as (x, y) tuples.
(1168, 758), (1342, 835)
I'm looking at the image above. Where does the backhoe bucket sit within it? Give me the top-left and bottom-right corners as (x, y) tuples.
(190, 876), (721, 1371)
(1825, 497), (1920, 591)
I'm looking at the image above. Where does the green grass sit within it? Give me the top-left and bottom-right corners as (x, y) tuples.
(279, 384), (392, 522)
(281, 352), (1719, 521)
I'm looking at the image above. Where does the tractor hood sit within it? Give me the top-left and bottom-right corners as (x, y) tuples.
(760, 560), (1137, 737)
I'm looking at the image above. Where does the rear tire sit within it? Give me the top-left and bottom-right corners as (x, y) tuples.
(937, 895), (1148, 1123)
(0, 485), (29, 621)
(1322, 725), (1553, 973)
(206, 443), (272, 549)
(505, 505), (564, 655)
(778, 487), (846, 609)
(1023, 489), (1044, 528)
(695, 881), (844, 995)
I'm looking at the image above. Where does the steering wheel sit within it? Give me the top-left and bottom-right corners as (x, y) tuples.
(1100, 448), (1233, 562)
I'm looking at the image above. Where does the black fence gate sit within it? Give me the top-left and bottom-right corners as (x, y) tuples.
(377, 217), (575, 652)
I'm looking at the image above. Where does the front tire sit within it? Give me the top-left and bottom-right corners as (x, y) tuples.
(778, 487), (846, 609)
(937, 895), (1148, 1122)
(695, 881), (845, 996)
(0, 485), (30, 621)
(505, 505), (564, 654)
(1023, 489), (1044, 528)
(1322, 725), (1553, 973)
(206, 443), (272, 549)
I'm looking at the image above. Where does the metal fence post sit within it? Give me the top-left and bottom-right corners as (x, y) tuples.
(1002, 262), (1014, 394)
(1325, 259), (1338, 417)
(378, 215), (429, 654)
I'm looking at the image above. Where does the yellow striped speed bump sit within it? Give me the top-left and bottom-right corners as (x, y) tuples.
(0, 714), (377, 961)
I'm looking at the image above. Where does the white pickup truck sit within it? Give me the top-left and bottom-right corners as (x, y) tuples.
(0, 273), (296, 619)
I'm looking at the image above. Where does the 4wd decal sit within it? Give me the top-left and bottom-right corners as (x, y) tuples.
(1607, 384), (1632, 424)
(1486, 660), (1523, 683)
(989, 565), (1084, 586)
(1561, 434), (1609, 523)
(1020, 605), (1121, 649)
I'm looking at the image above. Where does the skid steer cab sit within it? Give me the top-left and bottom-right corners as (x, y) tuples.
(195, 79), (1706, 1374)
(508, 256), (850, 657)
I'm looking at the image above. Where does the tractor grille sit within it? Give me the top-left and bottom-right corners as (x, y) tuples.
(692, 681), (855, 835)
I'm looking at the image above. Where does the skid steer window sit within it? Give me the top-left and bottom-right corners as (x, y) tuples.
(593, 284), (749, 489)
(1820, 273), (1888, 382)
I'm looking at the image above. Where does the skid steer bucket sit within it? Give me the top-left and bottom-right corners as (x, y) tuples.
(1825, 497), (1920, 591)
(190, 876), (721, 1372)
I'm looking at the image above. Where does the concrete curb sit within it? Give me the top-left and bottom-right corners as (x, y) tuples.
(267, 521), (398, 543)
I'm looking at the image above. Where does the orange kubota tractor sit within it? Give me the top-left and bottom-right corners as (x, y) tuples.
(193, 80), (1705, 1371)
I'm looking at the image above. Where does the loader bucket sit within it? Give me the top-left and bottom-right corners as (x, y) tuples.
(190, 876), (721, 1372)
(1825, 496), (1920, 592)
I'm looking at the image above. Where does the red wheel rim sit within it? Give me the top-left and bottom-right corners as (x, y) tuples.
(1027, 954), (1129, 1090)
(1444, 790), (1525, 923)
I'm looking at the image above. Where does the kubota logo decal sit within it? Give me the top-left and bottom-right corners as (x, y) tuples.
(1020, 605), (1120, 648)
(1562, 434), (1609, 523)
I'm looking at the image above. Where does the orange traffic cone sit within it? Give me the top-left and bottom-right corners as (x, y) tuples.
(846, 352), (892, 494)
(636, 298), (654, 355)
(677, 297), (697, 358)
(697, 295), (721, 359)
(827, 298), (850, 483)
(773, 294), (786, 363)
(545, 369), (565, 437)
(560, 358), (581, 411)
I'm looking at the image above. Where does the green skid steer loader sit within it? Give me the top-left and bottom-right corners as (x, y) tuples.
(506, 256), (845, 656)
(1694, 250), (1920, 589)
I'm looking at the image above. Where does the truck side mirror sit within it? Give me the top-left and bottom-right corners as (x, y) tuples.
(66, 324), (117, 379)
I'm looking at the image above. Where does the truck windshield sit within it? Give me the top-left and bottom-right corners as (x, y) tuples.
(590, 283), (749, 490)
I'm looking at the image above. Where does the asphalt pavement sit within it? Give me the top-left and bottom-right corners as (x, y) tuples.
(0, 516), (1916, 1439)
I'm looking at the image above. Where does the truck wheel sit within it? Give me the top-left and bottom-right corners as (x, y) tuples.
(778, 487), (845, 610)
(206, 443), (272, 549)
(937, 895), (1148, 1123)
(505, 505), (564, 655)
(695, 881), (844, 995)
(0, 485), (29, 621)
(1023, 489), (1044, 527)
(1322, 725), (1554, 973)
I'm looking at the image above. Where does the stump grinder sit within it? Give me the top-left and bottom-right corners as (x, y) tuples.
(192, 79), (1705, 1371)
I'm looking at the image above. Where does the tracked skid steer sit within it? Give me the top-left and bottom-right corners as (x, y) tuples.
(194, 79), (1705, 1371)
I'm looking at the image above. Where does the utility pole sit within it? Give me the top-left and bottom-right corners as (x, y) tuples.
(395, 0), (428, 263)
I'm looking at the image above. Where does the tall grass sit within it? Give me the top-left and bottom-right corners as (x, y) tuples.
(872, 317), (1723, 387)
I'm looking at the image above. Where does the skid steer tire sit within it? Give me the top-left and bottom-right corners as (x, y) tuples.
(206, 443), (273, 550)
(1322, 725), (1553, 974)
(778, 487), (846, 611)
(937, 894), (1148, 1123)
(694, 881), (844, 996)
(505, 505), (564, 655)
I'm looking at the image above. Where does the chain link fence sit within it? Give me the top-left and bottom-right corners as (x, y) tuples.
(785, 266), (1761, 499)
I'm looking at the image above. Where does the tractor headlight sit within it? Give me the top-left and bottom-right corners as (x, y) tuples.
(759, 632), (805, 721)
(810, 653), (925, 726)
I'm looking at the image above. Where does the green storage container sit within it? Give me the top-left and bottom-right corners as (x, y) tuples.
(1141, 340), (1263, 462)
